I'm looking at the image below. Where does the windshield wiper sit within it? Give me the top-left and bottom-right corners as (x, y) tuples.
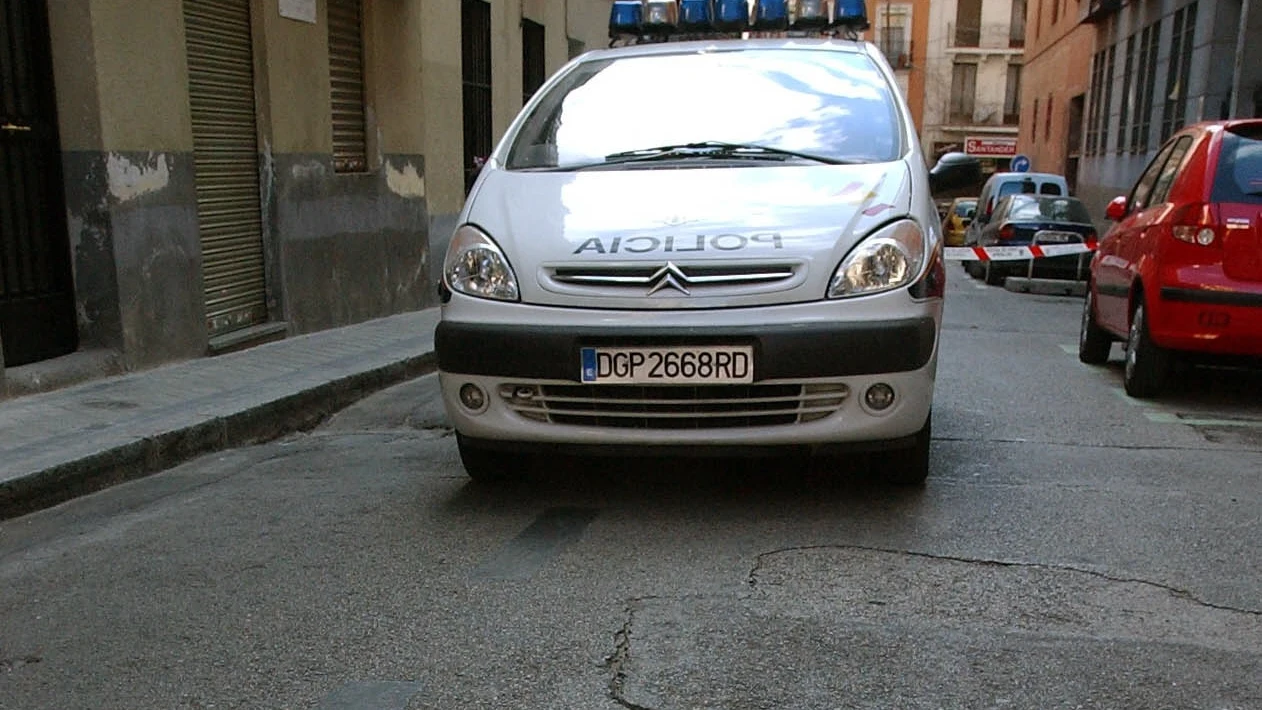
(603, 141), (851, 165)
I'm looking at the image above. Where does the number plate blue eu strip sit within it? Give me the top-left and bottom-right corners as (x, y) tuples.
(581, 347), (598, 382)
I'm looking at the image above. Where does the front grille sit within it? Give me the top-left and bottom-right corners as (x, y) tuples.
(499, 383), (849, 429)
(548, 262), (797, 291)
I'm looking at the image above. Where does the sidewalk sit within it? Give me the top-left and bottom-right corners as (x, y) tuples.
(0, 308), (440, 520)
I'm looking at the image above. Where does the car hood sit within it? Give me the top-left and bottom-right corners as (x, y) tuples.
(465, 162), (915, 309)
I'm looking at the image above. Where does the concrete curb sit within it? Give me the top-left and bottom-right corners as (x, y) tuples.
(0, 352), (435, 521)
(1004, 277), (1088, 297)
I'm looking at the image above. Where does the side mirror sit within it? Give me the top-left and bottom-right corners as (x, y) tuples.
(929, 152), (982, 193)
(1105, 195), (1128, 221)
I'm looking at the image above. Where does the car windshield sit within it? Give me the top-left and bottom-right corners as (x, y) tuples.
(1212, 127), (1262, 204)
(1006, 196), (1092, 223)
(505, 47), (902, 170)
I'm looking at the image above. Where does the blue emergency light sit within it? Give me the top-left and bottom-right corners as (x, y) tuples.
(679, 0), (715, 30)
(792, 0), (833, 28)
(608, 0), (643, 38)
(713, 0), (750, 31)
(751, 0), (790, 30)
(832, 0), (869, 31)
(642, 0), (680, 33)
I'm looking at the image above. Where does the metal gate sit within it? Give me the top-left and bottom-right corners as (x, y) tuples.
(184, 0), (268, 337)
(0, 0), (78, 367)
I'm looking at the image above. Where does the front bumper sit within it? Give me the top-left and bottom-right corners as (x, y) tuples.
(436, 296), (941, 448)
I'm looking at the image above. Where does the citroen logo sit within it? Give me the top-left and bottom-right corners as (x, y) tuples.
(646, 262), (691, 296)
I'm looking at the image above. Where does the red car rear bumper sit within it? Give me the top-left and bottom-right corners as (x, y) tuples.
(1149, 281), (1262, 355)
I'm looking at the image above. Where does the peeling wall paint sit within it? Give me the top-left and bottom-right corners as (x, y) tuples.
(386, 160), (426, 199)
(107, 152), (172, 203)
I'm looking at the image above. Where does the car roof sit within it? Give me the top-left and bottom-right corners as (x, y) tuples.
(579, 37), (871, 62)
(986, 172), (1066, 182)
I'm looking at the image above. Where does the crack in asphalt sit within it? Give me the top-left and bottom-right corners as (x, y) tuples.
(604, 596), (659, 710)
(745, 544), (1262, 617)
(935, 435), (1262, 454)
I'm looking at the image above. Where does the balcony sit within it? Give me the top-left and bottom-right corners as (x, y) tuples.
(947, 22), (1026, 51)
(1081, 0), (1123, 24)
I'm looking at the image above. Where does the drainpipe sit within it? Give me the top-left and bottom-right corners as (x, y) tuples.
(1229, 0), (1251, 117)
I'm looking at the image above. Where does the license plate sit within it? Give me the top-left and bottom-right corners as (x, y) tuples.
(580, 346), (754, 384)
(1034, 231), (1079, 244)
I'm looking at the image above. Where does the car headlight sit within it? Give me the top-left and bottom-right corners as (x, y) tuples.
(827, 220), (926, 299)
(443, 224), (520, 302)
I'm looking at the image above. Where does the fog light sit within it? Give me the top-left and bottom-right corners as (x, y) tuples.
(864, 383), (896, 411)
(459, 383), (488, 412)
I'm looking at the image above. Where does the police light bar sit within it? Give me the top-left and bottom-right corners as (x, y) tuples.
(751, 0), (789, 30)
(833, 0), (869, 31)
(679, 0), (715, 31)
(791, 0), (832, 28)
(714, 0), (751, 31)
(608, 0), (642, 38)
(642, 0), (680, 33)
(608, 0), (866, 43)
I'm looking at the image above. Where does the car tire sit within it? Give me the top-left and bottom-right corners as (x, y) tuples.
(884, 414), (931, 486)
(1123, 301), (1169, 398)
(457, 433), (516, 483)
(1078, 287), (1112, 364)
(965, 260), (984, 279)
(984, 262), (1006, 286)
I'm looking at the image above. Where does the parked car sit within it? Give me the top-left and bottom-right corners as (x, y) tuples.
(1079, 119), (1262, 397)
(942, 197), (977, 247)
(435, 37), (976, 486)
(962, 171), (1070, 274)
(970, 194), (1097, 285)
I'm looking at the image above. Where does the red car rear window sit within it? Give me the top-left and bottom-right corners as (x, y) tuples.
(1212, 126), (1262, 205)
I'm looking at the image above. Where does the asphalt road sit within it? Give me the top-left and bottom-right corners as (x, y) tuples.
(2, 270), (1260, 710)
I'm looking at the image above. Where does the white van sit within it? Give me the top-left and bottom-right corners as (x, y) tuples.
(436, 38), (975, 486)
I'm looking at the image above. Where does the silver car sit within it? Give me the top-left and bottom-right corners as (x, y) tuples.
(436, 38), (961, 485)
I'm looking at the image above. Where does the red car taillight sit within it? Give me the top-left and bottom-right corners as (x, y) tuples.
(998, 224), (1016, 241)
(1169, 202), (1222, 246)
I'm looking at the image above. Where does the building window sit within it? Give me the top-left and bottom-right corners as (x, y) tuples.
(954, 0), (980, 47)
(1161, 3), (1197, 140)
(877, 4), (911, 69)
(1034, 0), (1041, 40)
(1098, 46), (1115, 154)
(1045, 94), (1053, 142)
(522, 19), (546, 106)
(950, 62), (978, 124)
(328, 0), (367, 173)
(1004, 64), (1022, 125)
(1085, 53), (1101, 155)
(1051, 0), (1060, 25)
(1118, 34), (1135, 154)
(1009, 0), (1026, 48)
(1131, 22), (1160, 153)
(1033, 97), (1040, 142)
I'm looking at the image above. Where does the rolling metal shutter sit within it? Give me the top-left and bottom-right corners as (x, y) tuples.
(328, 0), (367, 173)
(184, 0), (268, 336)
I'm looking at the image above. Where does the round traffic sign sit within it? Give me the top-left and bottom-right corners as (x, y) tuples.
(1010, 154), (1031, 172)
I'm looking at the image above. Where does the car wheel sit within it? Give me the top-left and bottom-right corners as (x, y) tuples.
(1078, 287), (1112, 364)
(884, 414), (931, 486)
(457, 433), (517, 483)
(984, 262), (1006, 286)
(1123, 301), (1169, 398)
(965, 260), (984, 279)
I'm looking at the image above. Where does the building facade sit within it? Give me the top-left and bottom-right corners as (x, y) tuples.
(0, 0), (609, 396)
(1074, 0), (1262, 217)
(1017, 0), (1094, 193)
(923, 0), (1027, 175)
(866, 0), (931, 132)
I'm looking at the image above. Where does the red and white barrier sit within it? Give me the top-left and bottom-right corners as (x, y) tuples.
(943, 241), (1097, 262)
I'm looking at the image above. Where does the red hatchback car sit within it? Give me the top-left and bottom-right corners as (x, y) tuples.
(1079, 119), (1262, 397)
